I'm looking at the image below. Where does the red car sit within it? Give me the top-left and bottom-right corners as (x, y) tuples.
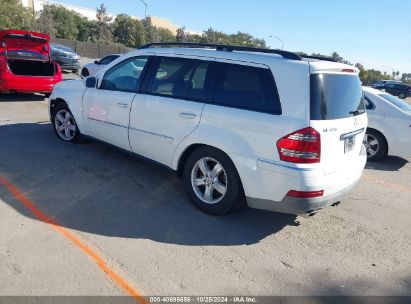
(0, 30), (62, 96)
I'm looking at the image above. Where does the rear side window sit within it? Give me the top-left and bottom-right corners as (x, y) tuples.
(212, 63), (281, 114)
(143, 57), (210, 101)
(310, 74), (365, 120)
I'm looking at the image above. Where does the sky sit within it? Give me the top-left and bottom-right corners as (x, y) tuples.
(55, 0), (411, 74)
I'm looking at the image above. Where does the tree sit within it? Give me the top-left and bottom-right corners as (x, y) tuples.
(75, 16), (95, 42)
(0, 0), (35, 31)
(355, 63), (368, 84)
(95, 4), (113, 43)
(36, 4), (79, 39)
(157, 28), (175, 42)
(113, 14), (146, 47)
(176, 27), (190, 42)
(143, 19), (160, 43)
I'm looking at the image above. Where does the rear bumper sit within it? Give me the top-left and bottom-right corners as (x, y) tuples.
(233, 146), (367, 216)
(0, 76), (62, 93)
(247, 176), (361, 215)
(58, 63), (81, 70)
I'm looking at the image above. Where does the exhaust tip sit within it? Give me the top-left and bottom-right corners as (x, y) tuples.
(300, 210), (318, 218)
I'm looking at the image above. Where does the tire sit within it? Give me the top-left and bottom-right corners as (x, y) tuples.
(51, 103), (83, 143)
(364, 129), (388, 161)
(398, 92), (406, 99)
(81, 68), (89, 77)
(183, 146), (245, 215)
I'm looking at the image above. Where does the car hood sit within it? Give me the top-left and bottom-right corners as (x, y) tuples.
(0, 30), (50, 57)
(54, 79), (84, 90)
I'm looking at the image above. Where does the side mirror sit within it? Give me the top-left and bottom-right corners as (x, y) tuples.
(85, 77), (97, 88)
(94, 60), (99, 64)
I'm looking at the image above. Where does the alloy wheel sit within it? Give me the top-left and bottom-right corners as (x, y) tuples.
(364, 133), (379, 158)
(54, 109), (77, 141)
(191, 157), (228, 205)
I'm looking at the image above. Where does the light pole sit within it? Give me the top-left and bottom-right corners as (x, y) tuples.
(268, 35), (284, 50)
(140, 0), (148, 20)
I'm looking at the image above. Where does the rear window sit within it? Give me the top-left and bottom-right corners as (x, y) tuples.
(212, 63), (281, 114)
(380, 94), (411, 112)
(310, 73), (365, 120)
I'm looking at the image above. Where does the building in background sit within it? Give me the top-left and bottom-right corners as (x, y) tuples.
(21, 0), (180, 34)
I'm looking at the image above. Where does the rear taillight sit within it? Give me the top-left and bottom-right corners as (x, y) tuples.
(277, 127), (321, 163)
(342, 68), (356, 73)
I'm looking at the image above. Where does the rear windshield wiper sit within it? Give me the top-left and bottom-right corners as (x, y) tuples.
(349, 110), (365, 116)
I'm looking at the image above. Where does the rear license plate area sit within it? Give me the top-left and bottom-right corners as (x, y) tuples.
(344, 136), (355, 153)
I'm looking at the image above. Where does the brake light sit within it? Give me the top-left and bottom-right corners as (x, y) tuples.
(342, 69), (355, 73)
(277, 127), (321, 163)
(287, 190), (324, 198)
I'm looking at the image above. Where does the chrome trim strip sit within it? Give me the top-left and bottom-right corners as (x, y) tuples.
(340, 128), (365, 140)
(87, 117), (128, 129)
(257, 159), (317, 171)
(129, 127), (174, 141)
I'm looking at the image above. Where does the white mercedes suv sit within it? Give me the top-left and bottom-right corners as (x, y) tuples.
(49, 43), (368, 216)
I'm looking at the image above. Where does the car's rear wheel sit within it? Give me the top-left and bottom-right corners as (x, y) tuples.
(51, 104), (82, 143)
(398, 92), (406, 99)
(183, 146), (245, 215)
(364, 129), (387, 161)
(81, 68), (89, 77)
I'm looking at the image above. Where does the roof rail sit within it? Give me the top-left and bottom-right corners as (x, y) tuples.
(301, 55), (337, 62)
(138, 42), (302, 61)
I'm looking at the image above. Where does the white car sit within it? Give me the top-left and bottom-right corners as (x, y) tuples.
(363, 86), (411, 160)
(80, 54), (121, 77)
(49, 43), (367, 216)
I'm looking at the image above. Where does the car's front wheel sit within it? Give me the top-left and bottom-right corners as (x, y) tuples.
(51, 104), (82, 143)
(183, 146), (245, 215)
(398, 92), (406, 99)
(364, 129), (388, 161)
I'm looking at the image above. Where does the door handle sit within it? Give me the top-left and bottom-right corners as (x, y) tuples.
(117, 103), (129, 108)
(179, 112), (196, 119)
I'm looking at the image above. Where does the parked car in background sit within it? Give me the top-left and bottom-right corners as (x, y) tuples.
(50, 43), (81, 73)
(372, 80), (403, 88)
(0, 30), (62, 96)
(81, 54), (121, 77)
(49, 43), (367, 217)
(373, 82), (411, 99)
(363, 86), (411, 161)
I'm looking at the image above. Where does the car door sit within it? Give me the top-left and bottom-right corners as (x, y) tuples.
(82, 56), (149, 150)
(129, 56), (213, 165)
(385, 83), (396, 95)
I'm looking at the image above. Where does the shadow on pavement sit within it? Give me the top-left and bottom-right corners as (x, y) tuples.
(0, 122), (297, 246)
(365, 156), (409, 172)
(0, 93), (46, 102)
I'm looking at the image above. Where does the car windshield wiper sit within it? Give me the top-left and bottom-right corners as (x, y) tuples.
(349, 110), (365, 116)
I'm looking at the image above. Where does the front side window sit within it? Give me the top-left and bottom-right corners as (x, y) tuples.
(100, 56), (148, 92)
(143, 57), (210, 101)
(212, 63), (281, 114)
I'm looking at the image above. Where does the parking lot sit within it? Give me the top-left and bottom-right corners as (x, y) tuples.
(0, 72), (410, 299)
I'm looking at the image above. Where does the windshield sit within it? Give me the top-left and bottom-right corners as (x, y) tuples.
(51, 44), (75, 53)
(310, 73), (365, 120)
(380, 93), (411, 112)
